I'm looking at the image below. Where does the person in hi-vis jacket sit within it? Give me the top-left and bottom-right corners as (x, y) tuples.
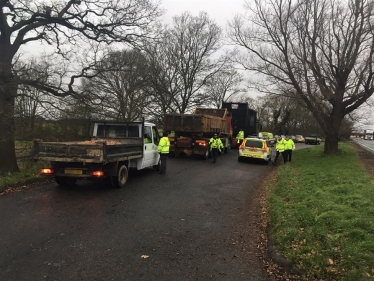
(209, 134), (224, 163)
(158, 131), (170, 174)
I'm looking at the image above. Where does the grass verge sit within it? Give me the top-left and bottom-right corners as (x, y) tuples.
(267, 142), (374, 280)
(0, 161), (46, 194)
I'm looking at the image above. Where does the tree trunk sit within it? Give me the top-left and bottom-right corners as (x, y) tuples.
(0, 64), (19, 174)
(324, 133), (339, 155)
(0, 97), (19, 174)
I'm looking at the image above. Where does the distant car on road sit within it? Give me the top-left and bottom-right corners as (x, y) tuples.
(305, 134), (321, 145)
(259, 132), (275, 147)
(238, 137), (272, 164)
(295, 135), (305, 143)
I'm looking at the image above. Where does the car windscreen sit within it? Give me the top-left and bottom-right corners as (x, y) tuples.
(245, 140), (263, 148)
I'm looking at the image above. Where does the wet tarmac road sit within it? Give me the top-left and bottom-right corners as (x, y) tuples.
(0, 150), (273, 281)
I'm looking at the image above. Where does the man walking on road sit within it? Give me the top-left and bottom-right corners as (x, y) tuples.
(209, 134), (224, 163)
(158, 131), (170, 174)
(272, 135), (287, 165)
(284, 135), (295, 162)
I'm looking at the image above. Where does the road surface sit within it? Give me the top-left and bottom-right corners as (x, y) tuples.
(0, 150), (275, 281)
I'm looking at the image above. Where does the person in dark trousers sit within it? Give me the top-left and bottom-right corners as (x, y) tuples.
(284, 135), (295, 162)
(158, 131), (170, 174)
(272, 135), (287, 165)
(209, 134), (224, 163)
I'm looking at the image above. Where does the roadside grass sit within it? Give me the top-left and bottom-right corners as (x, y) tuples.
(0, 162), (45, 193)
(0, 141), (46, 193)
(268, 142), (374, 280)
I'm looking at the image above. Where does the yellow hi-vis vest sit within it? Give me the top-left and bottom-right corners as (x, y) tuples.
(285, 139), (295, 150)
(276, 138), (286, 152)
(209, 137), (224, 151)
(158, 137), (170, 154)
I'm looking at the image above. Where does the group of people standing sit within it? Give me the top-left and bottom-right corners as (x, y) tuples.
(273, 135), (295, 165)
(157, 131), (296, 174)
(157, 131), (226, 175)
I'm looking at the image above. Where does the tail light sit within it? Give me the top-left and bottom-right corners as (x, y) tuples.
(195, 140), (207, 146)
(262, 143), (268, 152)
(90, 171), (104, 177)
(239, 145), (245, 150)
(41, 168), (54, 175)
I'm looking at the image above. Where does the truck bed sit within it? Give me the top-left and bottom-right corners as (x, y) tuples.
(164, 108), (230, 135)
(34, 138), (143, 163)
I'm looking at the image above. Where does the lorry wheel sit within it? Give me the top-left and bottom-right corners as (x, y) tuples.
(203, 148), (210, 160)
(113, 165), (128, 188)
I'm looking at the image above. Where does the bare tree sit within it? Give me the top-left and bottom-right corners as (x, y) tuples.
(155, 12), (223, 114)
(229, 0), (374, 154)
(143, 30), (181, 125)
(82, 49), (152, 121)
(0, 0), (162, 173)
(204, 69), (245, 109)
(14, 57), (52, 140)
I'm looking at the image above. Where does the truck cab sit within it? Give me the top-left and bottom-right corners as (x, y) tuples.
(91, 121), (160, 170)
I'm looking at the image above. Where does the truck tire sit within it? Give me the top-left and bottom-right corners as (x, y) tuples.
(203, 148), (210, 160)
(55, 176), (77, 187)
(111, 165), (128, 188)
(224, 143), (230, 154)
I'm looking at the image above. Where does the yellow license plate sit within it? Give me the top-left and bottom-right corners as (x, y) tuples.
(64, 169), (82, 175)
(243, 153), (262, 158)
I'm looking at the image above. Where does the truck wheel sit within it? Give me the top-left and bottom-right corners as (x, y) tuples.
(112, 165), (128, 188)
(203, 148), (210, 160)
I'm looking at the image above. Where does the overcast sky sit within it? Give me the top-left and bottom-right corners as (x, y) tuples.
(160, 0), (247, 27)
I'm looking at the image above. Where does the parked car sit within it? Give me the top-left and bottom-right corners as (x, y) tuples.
(238, 137), (272, 164)
(295, 135), (305, 143)
(259, 132), (275, 147)
(305, 134), (321, 145)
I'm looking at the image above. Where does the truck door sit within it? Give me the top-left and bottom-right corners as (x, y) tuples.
(141, 126), (160, 169)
